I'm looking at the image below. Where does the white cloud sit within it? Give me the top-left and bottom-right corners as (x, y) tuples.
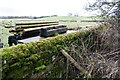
(0, 0), (95, 16)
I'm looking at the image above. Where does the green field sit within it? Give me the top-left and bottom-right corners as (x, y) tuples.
(0, 16), (101, 48)
(37, 16), (100, 27)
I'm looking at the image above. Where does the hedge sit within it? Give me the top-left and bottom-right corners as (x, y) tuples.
(0, 27), (100, 79)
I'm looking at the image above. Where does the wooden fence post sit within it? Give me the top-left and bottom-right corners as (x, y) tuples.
(61, 49), (91, 78)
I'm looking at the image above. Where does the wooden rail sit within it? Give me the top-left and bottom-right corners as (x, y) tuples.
(8, 21), (67, 46)
(9, 21), (59, 33)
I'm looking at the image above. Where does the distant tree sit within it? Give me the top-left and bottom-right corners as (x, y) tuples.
(68, 13), (73, 16)
(74, 13), (79, 17)
(51, 15), (58, 17)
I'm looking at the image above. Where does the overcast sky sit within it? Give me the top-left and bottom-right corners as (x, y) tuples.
(0, 0), (95, 16)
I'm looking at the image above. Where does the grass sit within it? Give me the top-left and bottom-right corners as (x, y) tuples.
(0, 16), (101, 48)
(0, 26), (10, 47)
(37, 16), (99, 28)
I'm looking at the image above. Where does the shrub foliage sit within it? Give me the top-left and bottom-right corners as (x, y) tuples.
(0, 28), (99, 79)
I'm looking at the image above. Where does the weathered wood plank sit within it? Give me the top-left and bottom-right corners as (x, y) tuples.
(61, 49), (90, 77)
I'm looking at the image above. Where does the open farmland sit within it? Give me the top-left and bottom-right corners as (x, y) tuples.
(38, 16), (101, 28)
(0, 16), (101, 48)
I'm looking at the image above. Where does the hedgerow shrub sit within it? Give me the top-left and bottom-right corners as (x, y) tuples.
(0, 28), (99, 79)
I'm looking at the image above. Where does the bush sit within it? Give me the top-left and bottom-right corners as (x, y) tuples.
(0, 28), (98, 79)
